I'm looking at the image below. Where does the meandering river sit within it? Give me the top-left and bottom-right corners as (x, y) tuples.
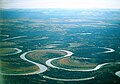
(1, 47), (119, 81)
(45, 47), (114, 72)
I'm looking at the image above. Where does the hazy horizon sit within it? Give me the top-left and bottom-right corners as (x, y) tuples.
(1, 0), (120, 9)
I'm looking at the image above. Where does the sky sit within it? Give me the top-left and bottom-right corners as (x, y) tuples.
(1, 0), (120, 9)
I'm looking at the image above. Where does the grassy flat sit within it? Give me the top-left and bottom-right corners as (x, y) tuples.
(0, 42), (16, 47)
(0, 59), (39, 75)
(52, 56), (97, 70)
(26, 50), (66, 64)
(0, 48), (17, 56)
